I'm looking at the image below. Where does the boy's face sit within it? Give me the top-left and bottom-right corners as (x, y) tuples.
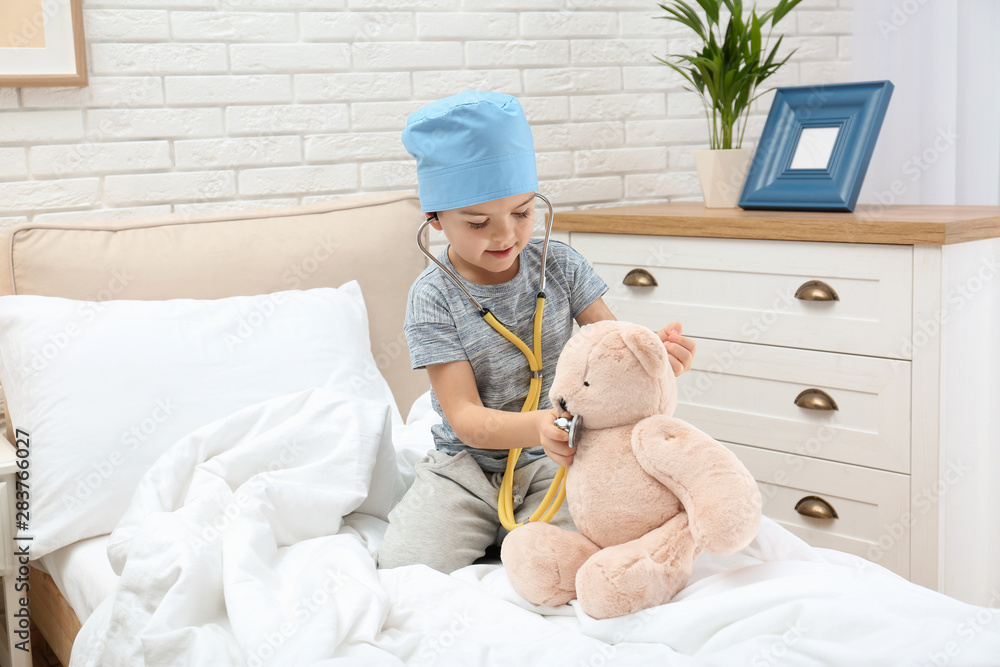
(429, 191), (536, 285)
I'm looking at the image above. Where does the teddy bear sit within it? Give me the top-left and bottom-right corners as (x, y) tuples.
(500, 320), (762, 620)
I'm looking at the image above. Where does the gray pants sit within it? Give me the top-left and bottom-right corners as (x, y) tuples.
(377, 450), (576, 574)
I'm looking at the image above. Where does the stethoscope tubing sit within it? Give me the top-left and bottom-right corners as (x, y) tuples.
(414, 193), (567, 529)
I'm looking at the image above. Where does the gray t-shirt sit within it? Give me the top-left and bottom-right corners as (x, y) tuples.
(405, 238), (608, 473)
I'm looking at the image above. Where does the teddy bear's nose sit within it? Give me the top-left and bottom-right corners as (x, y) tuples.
(558, 397), (568, 413)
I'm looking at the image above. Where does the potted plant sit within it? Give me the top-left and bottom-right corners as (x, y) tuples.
(655, 0), (803, 207)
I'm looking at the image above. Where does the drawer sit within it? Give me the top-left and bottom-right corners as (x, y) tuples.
(573, 233), (913, 360)
(725, 442), (910, 578)
(674, 338), (911, 473)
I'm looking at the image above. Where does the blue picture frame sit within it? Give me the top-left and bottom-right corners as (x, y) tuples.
(738, 81), (894, 212)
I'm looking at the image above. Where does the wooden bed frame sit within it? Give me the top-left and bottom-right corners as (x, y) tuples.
(28, 568), (79, 666)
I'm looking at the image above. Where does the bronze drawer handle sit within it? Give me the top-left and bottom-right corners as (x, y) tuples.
(794, 388), (839, 411)
(623, 268), (657, 287)
(795, 280), (839, 301)
(795, 495), (839, 520)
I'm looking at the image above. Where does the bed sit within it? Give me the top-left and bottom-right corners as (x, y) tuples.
(0, 191), (998, 666)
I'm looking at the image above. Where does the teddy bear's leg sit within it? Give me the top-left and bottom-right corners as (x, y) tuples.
(501, 522), (600, 607)
(575, 512), (699, 620)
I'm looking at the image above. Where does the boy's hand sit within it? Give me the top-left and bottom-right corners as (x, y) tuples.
(658, 321), (697, 376)
(537, 409), (575, 467)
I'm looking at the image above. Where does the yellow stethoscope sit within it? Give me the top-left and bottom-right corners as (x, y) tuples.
(415, 193), (570, 531)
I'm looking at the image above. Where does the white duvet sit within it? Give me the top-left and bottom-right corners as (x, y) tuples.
(70, 388), (1000, 666)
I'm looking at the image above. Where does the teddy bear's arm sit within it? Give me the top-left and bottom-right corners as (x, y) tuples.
(632, 415), (762, 555)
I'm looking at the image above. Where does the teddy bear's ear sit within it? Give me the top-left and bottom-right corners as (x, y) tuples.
(621, 326), (670, 378)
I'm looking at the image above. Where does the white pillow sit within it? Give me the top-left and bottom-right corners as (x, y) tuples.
(0, 282), (399, 558)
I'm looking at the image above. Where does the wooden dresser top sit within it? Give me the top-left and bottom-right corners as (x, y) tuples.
(553, 202), (1000, 245)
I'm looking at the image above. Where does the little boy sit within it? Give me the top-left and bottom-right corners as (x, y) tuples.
(376, 91), (696, 574)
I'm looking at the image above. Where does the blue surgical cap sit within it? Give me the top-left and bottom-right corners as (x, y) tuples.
(402, 90), (538, 213)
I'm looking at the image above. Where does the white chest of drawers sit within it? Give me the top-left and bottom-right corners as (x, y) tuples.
(557, 202), (1000, 607)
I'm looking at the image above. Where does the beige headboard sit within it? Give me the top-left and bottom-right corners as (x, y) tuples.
(0, 191), (430, 433)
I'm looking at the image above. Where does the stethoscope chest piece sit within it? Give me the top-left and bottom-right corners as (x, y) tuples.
(553, 414), (583, 448)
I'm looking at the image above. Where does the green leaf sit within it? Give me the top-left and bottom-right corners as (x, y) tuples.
(770, 0), (806, 26)
(723, 0), (745, 41)
(657, 1), (708, 41)
(656, 6), (700, 35)
(760, 34), (784, 71)
(693, 59), (718, 100)
(750, 12), (761, 63)
(763, 47), (797, 82)
(653, 54), (703, 91)
(693, 0), (721, 26)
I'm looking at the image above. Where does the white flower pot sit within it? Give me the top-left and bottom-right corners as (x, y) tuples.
(693, 148), (755, 208)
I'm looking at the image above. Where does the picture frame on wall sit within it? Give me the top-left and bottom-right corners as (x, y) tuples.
(0, 0), (88, 87)
(738, 81), (894, 213)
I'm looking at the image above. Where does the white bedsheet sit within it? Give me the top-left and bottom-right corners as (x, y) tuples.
(69, 388), (1000, 666)
(38, 391), (438, 627)
(37, 534), (118, 624)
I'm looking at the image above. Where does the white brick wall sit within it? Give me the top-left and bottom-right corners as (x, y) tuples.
(0, 1), (852, 224)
